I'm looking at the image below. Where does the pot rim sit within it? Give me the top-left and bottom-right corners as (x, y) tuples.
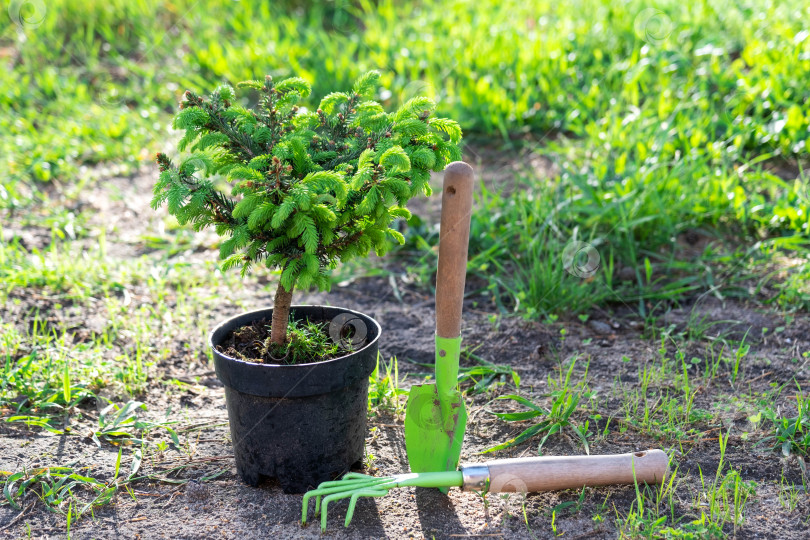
(208, 304), (381, 368)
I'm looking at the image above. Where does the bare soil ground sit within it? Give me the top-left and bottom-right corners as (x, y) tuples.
(1, 163), (808, 539)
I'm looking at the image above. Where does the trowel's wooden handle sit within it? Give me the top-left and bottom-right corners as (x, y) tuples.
(484, 450), (669, 493)
(435, 162), (474, 339)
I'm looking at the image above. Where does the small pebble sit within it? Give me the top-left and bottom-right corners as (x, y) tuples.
(616, 267), (636, 281)
(186, 481), (210, 501)
(588, 320), (612, 335)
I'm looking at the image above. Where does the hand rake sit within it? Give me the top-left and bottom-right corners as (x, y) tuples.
(302, 449), (669, 531)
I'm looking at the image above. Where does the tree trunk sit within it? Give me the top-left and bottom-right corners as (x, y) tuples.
(270, 282), (294, 346)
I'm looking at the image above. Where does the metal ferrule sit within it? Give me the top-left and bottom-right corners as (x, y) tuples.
(460, 464), (490, 492)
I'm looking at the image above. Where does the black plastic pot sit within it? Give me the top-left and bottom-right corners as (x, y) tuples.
(210, 305), (380, 494)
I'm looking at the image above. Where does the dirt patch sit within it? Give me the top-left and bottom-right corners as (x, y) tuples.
(1, 156), (809, 539)
(2, 273), (808, 539)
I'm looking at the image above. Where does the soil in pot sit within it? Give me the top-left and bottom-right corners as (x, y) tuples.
(211, 306), (380, 493)
(216, 316), (368, 365)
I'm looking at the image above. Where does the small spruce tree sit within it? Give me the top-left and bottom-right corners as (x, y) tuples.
(152, 71), (462, 348)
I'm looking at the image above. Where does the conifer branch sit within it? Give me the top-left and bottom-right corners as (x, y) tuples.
(152, 71), (463, 343)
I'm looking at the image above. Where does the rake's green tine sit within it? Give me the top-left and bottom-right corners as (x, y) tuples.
(342, 472), (377, 480)
(315, 477), (393, 499)
(345, 489), (390, 528)
(303, 471), (463, 529)
(321, 488), (388, 531)
(302, 476), (396, 524)
(314, 476), (383, 490)
(320, 492), (339, 531)
(303, 485), (357, 523)
(304, 486), (350, 522)
(314, 480), (375, 514)
(301, 492), (314, 524)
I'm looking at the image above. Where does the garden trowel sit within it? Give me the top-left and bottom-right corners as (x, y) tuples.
(404, 162), (474, 482)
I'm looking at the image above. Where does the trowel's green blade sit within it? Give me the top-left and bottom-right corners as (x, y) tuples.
(405, 335), (467, 484)
(404, 386), (467, 478)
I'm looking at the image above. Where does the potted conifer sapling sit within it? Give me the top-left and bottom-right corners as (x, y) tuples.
(151, 71), (462, 492)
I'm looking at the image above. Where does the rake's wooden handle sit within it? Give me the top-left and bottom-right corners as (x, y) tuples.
(435, 162), (474, 339)
(483, 450), (669, 492)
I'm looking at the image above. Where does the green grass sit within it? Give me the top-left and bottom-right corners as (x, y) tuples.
(3, 0), (809, 316)
(458, 350), (521, 396)
(754, 383), (810, 457)
(368, 355), (407, 419)
(464, 155), (809, 317)
(1, 0), (809, 536)
(1, 446), (227, 522)
(0, 235), (234, 527)
(484, 356), (594, 455)
(614, 434), (756, 538)
(695, 430), (757, 536)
